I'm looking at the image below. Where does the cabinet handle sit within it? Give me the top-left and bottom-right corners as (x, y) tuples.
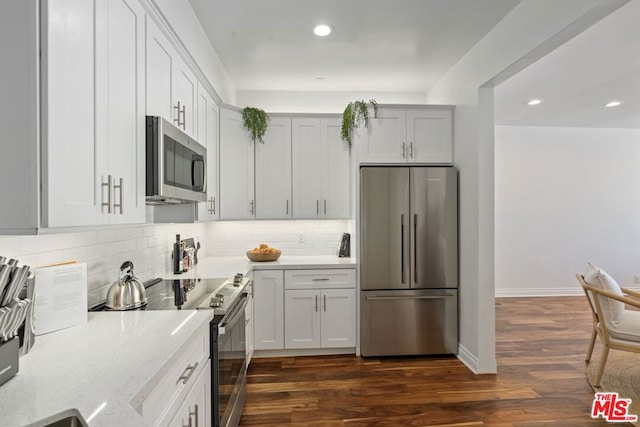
(178, 361), (199, 385)
(323, 294), (327, 312)
(414, 213), (418, 284)
(316, 200), (319, 215)
(208, 197), (213, 214)
(312, 278), (329, 282)
(190, 405), (199, 427)
(174, 101), (181, 126)
(113, 177), (123, 214)
(180, 104), (186, 130)
(250, 200), (254, 215)
(315, 295), (318, 312)
(410, 142), (414, 159)
(286, 199), (289, 215)
(101, 175), (112, 214)
(402, 142), (406, 159)
(182, 418), (190, 427)
(213, 196), (216, 215)
(324, 199), (327, 215)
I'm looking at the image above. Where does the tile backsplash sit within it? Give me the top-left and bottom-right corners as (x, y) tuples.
(204, 220), (350, 257)
(0, 219), (351, 307)
(0, 223), (206, 307)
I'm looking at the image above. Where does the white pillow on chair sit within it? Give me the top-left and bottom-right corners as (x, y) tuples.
(610, 310), (640, 342)
(584, 263), (625, 327)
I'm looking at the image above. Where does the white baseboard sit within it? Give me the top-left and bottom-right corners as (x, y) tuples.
(457, 343), (479, 374)
(495, 287), (582, 297)
(252, 347), (355, 358)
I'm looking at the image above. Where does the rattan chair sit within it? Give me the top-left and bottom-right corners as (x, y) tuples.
(576, 272), (640, 387)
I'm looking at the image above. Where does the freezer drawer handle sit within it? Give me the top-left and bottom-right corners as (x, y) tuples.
(414, 213), (418, 283)
(365, 294), (455, 301)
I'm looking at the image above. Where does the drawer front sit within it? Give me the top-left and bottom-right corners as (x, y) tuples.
(284, 269), (356, 290)
(141, 322), (210, 426)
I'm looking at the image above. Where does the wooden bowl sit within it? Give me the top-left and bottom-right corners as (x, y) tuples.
(246, 249), (281, 262)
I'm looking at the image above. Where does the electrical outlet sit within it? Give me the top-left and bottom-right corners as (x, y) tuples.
(634, 275), (640, 284)
(297, 234), (305, 243)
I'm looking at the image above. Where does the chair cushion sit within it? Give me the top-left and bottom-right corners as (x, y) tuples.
(584, 263), (625, 326)
(610, 310), (640, 342)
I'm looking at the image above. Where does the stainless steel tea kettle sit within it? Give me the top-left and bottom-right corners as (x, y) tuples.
(105, 261), (148, 310)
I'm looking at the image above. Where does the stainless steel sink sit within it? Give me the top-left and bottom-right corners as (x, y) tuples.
(26, 410), (88, 427)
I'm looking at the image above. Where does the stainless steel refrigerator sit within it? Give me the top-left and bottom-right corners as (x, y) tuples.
(360, 166), (458, 356)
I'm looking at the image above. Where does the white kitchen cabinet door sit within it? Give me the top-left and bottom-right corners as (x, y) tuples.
(255, 117), (292, 219)
(253, 270), (284, 350)
(197, 86), (219, 221)
(173, 57), (198, 138)
(42, 0), (104, 228)
(358, 108), (406, 164)
(322, 119), (351, 219)
(95, 0), (146, 225)
(321, 289), (356, 348)
(407, 109), (453, 164)
(219, 107), (255, 220)
(292, 118), (323, 218)
(285, 289), (321, 349)
(169, 360), (211, 427)
(145, 17), (174, 121)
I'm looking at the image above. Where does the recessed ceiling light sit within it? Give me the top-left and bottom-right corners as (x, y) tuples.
(604, 100), (623, 107)
(525, 99), (542, 106)
(314, 24), (332, 37)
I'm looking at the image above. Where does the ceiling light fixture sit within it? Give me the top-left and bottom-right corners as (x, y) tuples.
(314, 24), (332, 37)
(604, 100), (622, 107)
(525, 99), (542, 106)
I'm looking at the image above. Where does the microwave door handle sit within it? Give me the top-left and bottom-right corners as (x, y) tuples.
(191, 155), (205, 192)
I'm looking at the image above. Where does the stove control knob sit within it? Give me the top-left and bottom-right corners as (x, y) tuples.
(210, 296), (223, 308)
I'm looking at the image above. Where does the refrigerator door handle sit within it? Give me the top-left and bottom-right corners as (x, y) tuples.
(365, 294), (455, 301)
(414, 213), (418, 284)
(401, 214), (405, 284)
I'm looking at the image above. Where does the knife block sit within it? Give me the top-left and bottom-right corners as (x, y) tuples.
(0, 337), (19, 386)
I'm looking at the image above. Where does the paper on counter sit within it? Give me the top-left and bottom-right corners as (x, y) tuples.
(34, 262), (88, 335)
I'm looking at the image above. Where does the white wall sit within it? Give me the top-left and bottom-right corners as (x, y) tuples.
(236, 90), (426, 114)
(425, 0), (626, 373)
(495, 126), (640, 296)
(204, 220), (349, 257)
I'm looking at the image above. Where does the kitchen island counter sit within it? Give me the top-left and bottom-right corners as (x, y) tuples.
(0, 309), (212, 427)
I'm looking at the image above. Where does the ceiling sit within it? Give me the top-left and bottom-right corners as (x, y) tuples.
(187, 0), (520, 92)
(494, 0), (640, 129)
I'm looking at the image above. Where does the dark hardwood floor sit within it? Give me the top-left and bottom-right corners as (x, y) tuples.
(240, 297), (617, 426)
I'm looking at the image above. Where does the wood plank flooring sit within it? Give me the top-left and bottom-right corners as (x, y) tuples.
(240, 297), (619, 426)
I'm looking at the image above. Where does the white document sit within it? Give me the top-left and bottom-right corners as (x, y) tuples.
(34, 263), (88, 335)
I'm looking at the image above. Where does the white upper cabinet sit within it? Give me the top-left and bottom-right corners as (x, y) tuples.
(196, 86), (219, 221)
(41, 0), (101, 228)
(95, 0), (146, 225)
(322, 119), (351, 219)
(145, 18), (197, 139)
(255, 117), (292, 219)
(292, 118), (350, 219)
(358, 106), (453, 164)
(219, 107), (255, 220)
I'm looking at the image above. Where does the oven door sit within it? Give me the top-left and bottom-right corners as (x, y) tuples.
(215, 294), (248, 427)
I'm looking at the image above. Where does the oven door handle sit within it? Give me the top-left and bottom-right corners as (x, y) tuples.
(218, 295), (248, 335)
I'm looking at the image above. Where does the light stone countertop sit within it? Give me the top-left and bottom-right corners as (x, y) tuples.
(0, 309), (212, 427)
(165, 255), (357, 280)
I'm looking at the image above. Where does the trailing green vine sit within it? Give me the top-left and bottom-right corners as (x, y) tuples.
(242, 106), (269, 144)
(341, 99), (379, 147)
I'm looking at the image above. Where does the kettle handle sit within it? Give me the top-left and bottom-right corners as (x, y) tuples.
(120, 261), (134, 271)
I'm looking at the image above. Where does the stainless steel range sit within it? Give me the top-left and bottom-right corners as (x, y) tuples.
(90, 273), (251, 427)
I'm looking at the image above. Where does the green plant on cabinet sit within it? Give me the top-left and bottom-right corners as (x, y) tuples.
(341, 99), (379, 147)
(242, 106), (269, 144)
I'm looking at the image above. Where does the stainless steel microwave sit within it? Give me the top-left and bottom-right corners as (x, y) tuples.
(145, 116), (207, 204)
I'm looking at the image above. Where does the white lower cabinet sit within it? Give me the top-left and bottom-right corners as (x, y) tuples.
(284, 288), (356, 349)
(245, 281), (255, 364)
(252, 268), (356, 352)
(169, 360), (211, 427)
(140, 323), (210, 426)
(253, 270), (284, 350)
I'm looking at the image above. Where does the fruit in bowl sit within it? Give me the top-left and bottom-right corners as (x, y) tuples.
(247, 243), (281, 262)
